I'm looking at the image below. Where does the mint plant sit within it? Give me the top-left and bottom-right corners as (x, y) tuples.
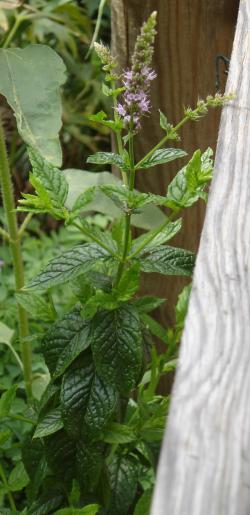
(0, 10), (233, 514)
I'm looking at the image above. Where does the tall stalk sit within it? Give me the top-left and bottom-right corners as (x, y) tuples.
(0, 115), (32, 398)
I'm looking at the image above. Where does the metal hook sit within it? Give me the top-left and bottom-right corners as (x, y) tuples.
(215, 55), (230, 91)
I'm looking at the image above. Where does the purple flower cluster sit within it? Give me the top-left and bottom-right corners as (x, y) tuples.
(116, 66), (156, 131)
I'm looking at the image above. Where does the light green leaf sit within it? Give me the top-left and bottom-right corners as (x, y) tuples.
(132, 296), (166, 313)
(89, 110), (123, 132)
(139, 246), (195, 277)
(0, 321), (13, 344)
(33, 408), (63, 439)
(91, 305), (142, 392)
(0, 45), (66, 166)
(42, 309), (91, 378)
(0, 385), (16, 417)
(115, 264), (140, 301)
(133, 489), (152, 515)
(137, 148), (187, 170)
(8, 462), (29, 492)
(103, 422), (137, 444)
(55, 506), (100, 515)
(26, 243), (110, 290)
(87, 152), (127, 170)
(140, 416), (166, 441)
(159, 110), (168, 131)
(16, 292), (56, 321)
(61, 356), (117, 439)
(130, 219), (182, 256)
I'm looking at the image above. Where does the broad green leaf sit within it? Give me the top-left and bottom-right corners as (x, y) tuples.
(26, 243), (110, 290)
(0, 45), (66, 166)
(137, 148), (187, 170)
(139, 245), (195, 276)
(22, 436), (47, 499)
(26, 148), (68, 216)
(70, 187), (96, 215)
(76, 440), (104, 492)
(0, 321), (13, 344)
(0, 385), (16, 417)
(64, 169), (167, 230)
(8, 462), (29, 492)
(130, 219), (182, 256)
(0, 430), (11, 445)
(16, 292), (56, 321)
(33, 408), (63, 439)
(103, 422), (137, 444)
(115, 264), (140, 301)
(89, 110), (123, 132)
(61, 356), (117, 439)
(83, 290), (118, 319)
(132, 296), (166, 313)
(100, 184), (167, 211)
(166, 148), (213, 210)
(28, 496), (63, 515)
(108, 456), (139, 515)
(44, 430), (76, 484)
(87, 152), (127, 170)
(91, 305), (142, 392)
(133, 489), (152, 515)
(55, 506), (100, 515)
(140, 416), (166, 441)
(42, 309), (91, 378)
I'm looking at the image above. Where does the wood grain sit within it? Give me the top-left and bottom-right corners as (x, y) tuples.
(151, 1), (250, 513)
(111, 0), (238, 325)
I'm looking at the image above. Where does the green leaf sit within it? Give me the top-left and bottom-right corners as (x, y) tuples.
(16, 291), (56, 321)
(33, 408), (63, 439)
(140, 416), (166, 441)
(61, 356), (117, 439)
(137, 148), (187, 170)
(76, 441), (104, 492)
(64, 169), (167, 230)
(87, 152), (127, 170)
(44, 430), (76, 484)
(166, 148), (213, 210)
(42, 309), (91, 378)
(103, 422), (137, 444)
(0, 385), (16, 417)
(0, 45), (66, 166)
(130, 219), (182, 256)
(115, 264), (140, 301)
(26, 148), (68, 217)
(175, 283), (192, 338)
(70, 187), (96, 215)
(8, 462), (29, 492)
(0, 321), (13, 344)
(159, 110), (169, 131)
(91, 305), (142, 392)
(55, 506), (100, 515)
(83, 290), (118, 319)
(133, 489), (152, 515)
(139, 245), (195, 276)
(100, 184), (166, 211)
(108, 456), (139, 515)
(26, 243), (110, 290)
(89, 110), (123, 132)
(132, 296), (166, 313)
(141, 314), (168, 344)
(22, 436), (47, 499)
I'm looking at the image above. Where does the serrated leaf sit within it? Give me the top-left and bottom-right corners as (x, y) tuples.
(103, 422), (137, 444)
(34, 408), (63, 439)
(108, 456), (139, 515)
(28, 148), (68, 211)
(44, 430), (76, 484)
(22, 435), (47, 498)
(139, 245), (195, 276)
(115, 264), (140, 301)
(130, 219), (182, 256)
(61, 356), (117, 439)
(8, 462), (29, 492)
(71, 187), (96, 214)
(76, 441), (104, 492)
(132, 296), (166, 313)
(0, 385), (16, 417)
(89, 111), (123, 132)
(137, 148), (187, 170)
(87, 152), (127, 170)
(100, 184), (166, 211)
(26, 243), (110, 290)
(0, 45), (66, 166)
(91, 305), (142, 392)
(16, 292), (56, 321)
(42, 309), (91, 378)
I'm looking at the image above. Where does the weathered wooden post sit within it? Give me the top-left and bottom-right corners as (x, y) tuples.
(111, 0), (238, 325)
(151, 1), (250, 513)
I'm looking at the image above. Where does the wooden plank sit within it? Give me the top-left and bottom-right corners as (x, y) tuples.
(151, 1), (250, 513)
(111, 0), (238, 326)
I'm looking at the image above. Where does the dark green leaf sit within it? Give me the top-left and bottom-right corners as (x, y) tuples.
(0, 45), (66, 166)
(0, 385), (16, 417)
(139, 245), (195, 276)
(8, 462), (29, 492)
(26, 243), (110, 290)
(44, 430), (76, 484)
(87, 152), (127, 170)
(61, 356), (117, 439)
(91, 305), (142, 392)
(108, 456), (139, 514)
(55, 506), (100, 515)
(42, 309), (91, 378)
(130, 219), (182, 256)
(22, 436), (47, 499)
(34, 408), (63, 439)
(132, 296), (166, 313)
(76, 441), (104, 492)
(28, 148), (68, 208)
(137, 148), (187, 170)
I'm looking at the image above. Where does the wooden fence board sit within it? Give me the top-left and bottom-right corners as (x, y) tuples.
(151, 1), (250, 513)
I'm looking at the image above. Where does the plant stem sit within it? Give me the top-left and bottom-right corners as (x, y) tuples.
(0, 464), (16, 511)
(6, 414), (36, 425)
(112, 81), (128, 186)
(2, 16), (22, 49)
(18, 212), (33, 238)
(0, 225), (10, 240)
(0, 116), (32, 399)
(114, 131), (135, 287)
(72, 220), (120, 259)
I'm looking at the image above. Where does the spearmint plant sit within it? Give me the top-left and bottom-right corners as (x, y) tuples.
(0, 11), (234, 515)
